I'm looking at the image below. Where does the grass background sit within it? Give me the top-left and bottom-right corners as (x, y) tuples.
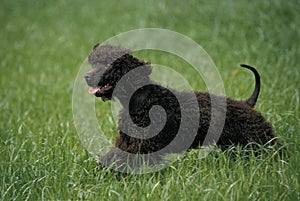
(0, 0), (299, 200)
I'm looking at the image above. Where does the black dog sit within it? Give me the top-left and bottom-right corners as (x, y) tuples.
(84, 44), (278, 170)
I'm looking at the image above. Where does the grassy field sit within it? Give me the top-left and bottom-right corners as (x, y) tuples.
(1, 0), (299, 200)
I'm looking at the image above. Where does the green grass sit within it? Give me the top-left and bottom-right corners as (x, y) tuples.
(1, 0), (299, 200)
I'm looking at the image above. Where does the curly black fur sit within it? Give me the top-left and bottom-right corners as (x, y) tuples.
(84, 44), (279, 170)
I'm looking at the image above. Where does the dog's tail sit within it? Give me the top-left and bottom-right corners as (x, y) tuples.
(240, 64), (261, 108)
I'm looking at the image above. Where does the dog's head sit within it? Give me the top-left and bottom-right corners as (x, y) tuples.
(84, 44), (151, 101)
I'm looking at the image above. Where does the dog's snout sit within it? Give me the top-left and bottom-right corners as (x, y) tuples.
(84, 68), (101, 86)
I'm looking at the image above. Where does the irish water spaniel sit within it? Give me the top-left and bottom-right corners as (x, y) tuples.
(84, 44), (278, 170)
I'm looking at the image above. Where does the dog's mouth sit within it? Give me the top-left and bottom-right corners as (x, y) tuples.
(88, 84), (113, 95)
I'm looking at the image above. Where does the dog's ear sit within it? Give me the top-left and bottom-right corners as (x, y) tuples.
(93, 43), (100, 50)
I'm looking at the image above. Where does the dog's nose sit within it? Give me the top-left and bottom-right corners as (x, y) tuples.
(84, 73), (91, 80)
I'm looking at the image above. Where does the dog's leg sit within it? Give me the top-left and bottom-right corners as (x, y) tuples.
(99, 135), (163, 172)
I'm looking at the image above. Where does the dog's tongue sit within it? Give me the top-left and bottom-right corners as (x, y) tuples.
(88, 87), (100, 94)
